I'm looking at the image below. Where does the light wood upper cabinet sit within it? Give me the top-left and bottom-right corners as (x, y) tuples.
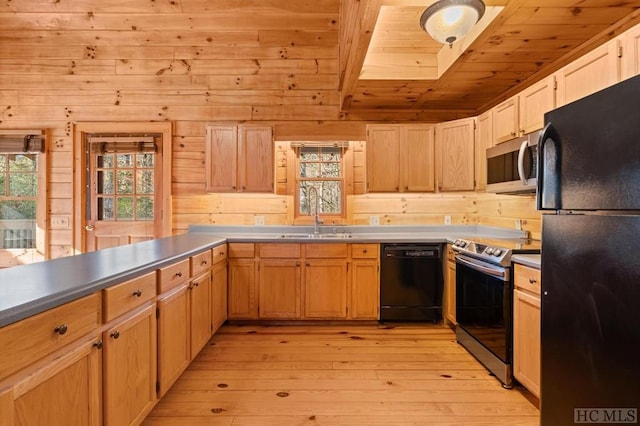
(366, 125), (401, 192)
(622, 24), (640, 80)
(103, 305), (157, 426)
(206, 125), (274, 193)
(519, 75), (556, 135)
(493, 75), (555, 145)
(494, 96), (519, 144)
(556, 40), (621, 107)
(366, 124), (435, 193)
(436, 117), (476, 191)
(5, 336), (101, 426)
(475, 109), (493, 191)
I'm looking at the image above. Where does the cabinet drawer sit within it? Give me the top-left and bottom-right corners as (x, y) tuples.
(191, 249), (213, 276)
(0, 293), (100, 381)
(351, 244), (378, 259)
(228, 243), (255, 258)
(514, 264), (541, 295)
(103, 271), (156, 323)
(158, 259), (190, 293)
(305, 243), (348, 258)
(259, 243), (301, 258)
(212, 244), (228, 265)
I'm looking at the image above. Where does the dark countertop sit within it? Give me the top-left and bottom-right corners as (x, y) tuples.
(0, 233), (225, 328)
(1, 224), (533, 328)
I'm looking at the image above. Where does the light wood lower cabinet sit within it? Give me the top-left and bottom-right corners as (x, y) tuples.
(259, 259), (302, 319)
(103, 305), (157, 426)
(2, 336), (102, 426)
(189, 271), (212, 357)
(349, 259), (379, 319)
(228, 258), (258, 319)
(156, 284), (190, 397)
(304, 259), (348, 319)
(444, 244), (456, 325)
(211, 260), (228, 333)
(513, 263), (541, 398)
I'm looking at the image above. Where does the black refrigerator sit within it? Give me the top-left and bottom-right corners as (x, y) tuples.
(538, 75), (640, 425)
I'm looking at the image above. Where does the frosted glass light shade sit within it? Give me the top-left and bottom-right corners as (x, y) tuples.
(420, 0), (485, 46)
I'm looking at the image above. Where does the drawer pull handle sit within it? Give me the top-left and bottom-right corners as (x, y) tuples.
(54, 324), (68, 335)
(219, 252), (225, 256)
(529, 278), (537, 284)
(93, 340), (103, 349)
(363, 249), (368, 254)
(192, 281), (199, 288)
(175, 272), (183, 278)
(201, 259), (208, 266)
(133, 289), (142, 297)
(305, 262), (310, 267)
(110, 330), (120, 340)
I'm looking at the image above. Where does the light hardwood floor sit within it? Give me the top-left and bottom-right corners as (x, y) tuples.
(144, 324), (539, 425)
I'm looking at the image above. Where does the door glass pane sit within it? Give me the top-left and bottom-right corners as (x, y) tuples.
(117, 154), (133, 168)
(97, 170), (114, 195)
(137, 153), (154, 167)
(117, 197), (134, 219)
(98, 197), (114, 220)
(0, 154), (5, 196)
(116, 170), (133, 194)
(137, 196), (154, 220)
(136, 170), (154, 194)
(97, 154), (113, 168)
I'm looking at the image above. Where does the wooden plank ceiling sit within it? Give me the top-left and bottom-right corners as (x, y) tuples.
(340, 0), (640, 120)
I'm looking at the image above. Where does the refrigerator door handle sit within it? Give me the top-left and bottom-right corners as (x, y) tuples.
(517, 139), (529, 185)
(537, 122), (560, 211)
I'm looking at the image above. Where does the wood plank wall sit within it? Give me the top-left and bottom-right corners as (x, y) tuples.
(0, 0), (540, 260)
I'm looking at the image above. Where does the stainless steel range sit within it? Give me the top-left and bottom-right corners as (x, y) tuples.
(451, 237), (540, 388)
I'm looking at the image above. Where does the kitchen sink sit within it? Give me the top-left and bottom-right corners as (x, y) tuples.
(279, 232), (353, 239)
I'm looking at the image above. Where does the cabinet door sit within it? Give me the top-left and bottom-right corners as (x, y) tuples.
(494, 96), (519, 144)
(400, 125), (435, 192)
(366, 125), (400, 192)
(8, 337), (101, 426)
(103, 305), (157, 426)
(349, 259), (379, 319)
(227, 259), (258, 319)
(518, 75), (556, 135)
(259, 259), (301, 319)
(157, 284), (190, 397)
(211, 262), (228, 333)
(475, 109), (493, 191)
(513, 289), (541, 398)
(205, 125), (238, 192)
(556, 40), (620, 106)
(436, 117), (475, 191)
(622, 25), (640, 80)
(304, 260), (348, 318)
(445, 260), (456, 325)
(238, 125), (273, 192)
(190, 271), (212, 357)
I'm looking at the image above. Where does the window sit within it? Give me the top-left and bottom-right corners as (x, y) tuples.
(0, 153), (38, 248)
(296, 144), (345, 220)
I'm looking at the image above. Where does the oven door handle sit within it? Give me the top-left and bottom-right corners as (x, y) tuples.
(456, 255), (509, 281)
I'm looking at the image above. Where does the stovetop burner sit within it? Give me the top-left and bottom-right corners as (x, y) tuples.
(451, 237), (540, 267)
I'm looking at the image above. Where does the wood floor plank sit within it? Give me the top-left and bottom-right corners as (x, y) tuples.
(143, 324), (539, 425)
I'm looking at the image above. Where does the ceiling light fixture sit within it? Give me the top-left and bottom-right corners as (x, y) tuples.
(420, 0), (485, 47)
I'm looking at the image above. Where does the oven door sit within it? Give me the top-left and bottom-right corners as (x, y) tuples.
(455, 255), (512, 363)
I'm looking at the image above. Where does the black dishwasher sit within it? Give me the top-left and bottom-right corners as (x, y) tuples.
(380, 244), (443, 322)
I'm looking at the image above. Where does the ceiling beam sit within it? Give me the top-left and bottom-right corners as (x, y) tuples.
(339, 0), (382, 110)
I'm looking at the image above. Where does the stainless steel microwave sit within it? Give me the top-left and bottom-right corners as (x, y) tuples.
(486, 130), (540, 194)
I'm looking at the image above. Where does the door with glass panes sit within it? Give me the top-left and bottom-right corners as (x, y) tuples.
(84, 135), (161, 251)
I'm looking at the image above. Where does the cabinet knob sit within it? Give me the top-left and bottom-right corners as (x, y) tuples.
(363, 249), (368, 254)
(529, 278), (537, 284)
(305, 262), (310, 267)
(520, 129), (525, 134)
(175, 271), (183, 278)
(110, 330), (120, 339)
(193, 281), (200, 287)
(232, 185), (237, 190)
(201, 259), (208, 266)
(132, 289), (142, 297)
(93, 340), (103, 349)
(510, 131), (516, 136)
(241, 186), (246, 190)
(404, 186), (408, 191)
(296, 262), (300, 267)
(395, 186), (399, 191)
(54, 324), (68, 335)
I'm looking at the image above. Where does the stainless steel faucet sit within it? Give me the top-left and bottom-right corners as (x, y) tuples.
(308, 186), (323, 235)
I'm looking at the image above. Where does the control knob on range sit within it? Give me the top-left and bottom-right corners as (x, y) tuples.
(493, 249), (503, 256)
(486, 247), (494, 255)
(458, 240), (467, 248)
